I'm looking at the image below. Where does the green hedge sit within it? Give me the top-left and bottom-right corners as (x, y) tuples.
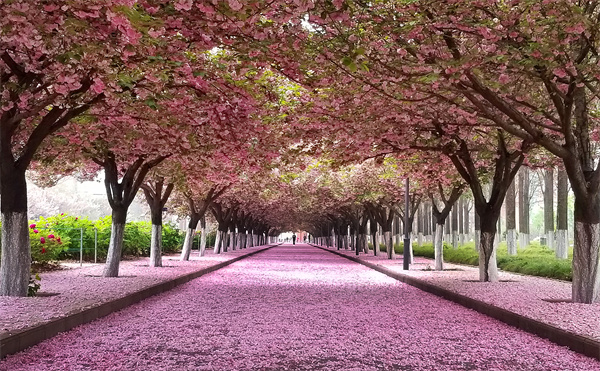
(367, 240), (572, 281)
(410, 242), (573, 281)
(1, 214), (186, 263)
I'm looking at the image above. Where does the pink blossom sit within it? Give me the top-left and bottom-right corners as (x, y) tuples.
(33, 229), (39, 234)
(47, 234), (55, 239)
(228, 0), (243, 11)
(90, 78), (105, 94)
(29, 224), (36, 229)
(40, 237), (45, 244)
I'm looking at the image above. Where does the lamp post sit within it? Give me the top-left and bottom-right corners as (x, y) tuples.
(403, 178), (411, 270)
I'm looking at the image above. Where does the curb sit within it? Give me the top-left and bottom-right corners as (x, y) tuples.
(0, 245), (276, 359)
(314, 245), (600, 361)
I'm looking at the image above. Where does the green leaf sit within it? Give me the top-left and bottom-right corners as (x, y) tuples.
(144, 99), (159, 110)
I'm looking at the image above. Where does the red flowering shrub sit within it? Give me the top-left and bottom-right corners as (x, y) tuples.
(30, 228), (67, 264)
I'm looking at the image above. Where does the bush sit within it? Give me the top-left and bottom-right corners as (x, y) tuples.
(162, 223), (185, 253)
(1, 214), (187, 264)
(412, 243), (573, 281)
(122, 221), (151, 257)
(29, 222), (69, 264)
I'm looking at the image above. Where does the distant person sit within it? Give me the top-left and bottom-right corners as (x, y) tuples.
(292, 234), (297, 245)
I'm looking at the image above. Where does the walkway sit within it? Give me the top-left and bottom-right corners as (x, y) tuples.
(1, 244), (599, 370)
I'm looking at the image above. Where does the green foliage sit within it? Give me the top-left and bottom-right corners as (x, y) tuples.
(163, 224), (186, 253)
(29, 225), (69, 264)
(123, 221), (152, 256)
(412, 242), (573, 281)
(24, 214), (185, 262)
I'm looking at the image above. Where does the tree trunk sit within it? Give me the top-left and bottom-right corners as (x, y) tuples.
(451, 204), (459, 249)
(372, 224), (380, 256)
(181, 216), (200, 261)
(149, 208), (163, 267)
(181, 228), (195, 259)
(382, 230), (392, 259)
(0, 211), (30, 296)
(434, 223), (444, 270)
(428, 202), (434, 242)
(104, 208), (127, 277)
(356, 233), (365, 256)
(478, 216), (499, 282)
(572, 193), (600, 303)
(458, 198), (464, 246)
(417, 203), (424, 247)
(199, 217), (207, 256)
(394, 215), (401, 247)
(556, 168), (568, 259)
(544, 169), (555, 250)
(506, 179), (517, 256)
(518, 167), (530, 248)
(474, 211), (481, 252)
(142, 179), (173, 267)
(463, 199), (470, 242)
(0, 166), (31, 296)
(371, 230), (378, 255)
(229, 230), (236, 251)
(150, 224), (162, 267)
(444, 217), (451, 244)
(222, 230), (230, 252)
(214, 230), (222, 254)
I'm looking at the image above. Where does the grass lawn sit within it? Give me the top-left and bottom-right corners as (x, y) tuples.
(374, 241), (573, 281)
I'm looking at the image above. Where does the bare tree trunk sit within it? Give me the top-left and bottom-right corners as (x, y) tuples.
(371, 222), (380, 256)
(518, 167), (530, 248)
(434, 223), (444, 270)
(394, 215), (401, 247)
(181, 228), (195, 260)
(199, 217), (207, 256)
(451, 204), (459, 249)
(556, 168), (568, 259)
(417, 203), (424, 246)
(506, 179), (517, 255)
(142, 178), (173, 267)
(229, 229), (236, 251)
(463, 199), (470, 242)
(479, 216), (499, 282)
(150, 224), (162, 267)
(149, 206), (164, 266)
(572, 194), (600, 303)
(384, 230), (394, 260)
(544, 168), (555, 250)
(223, 230), (230, 252)
(0, 211), (30, 296)
(104, 208), (127, 277)
(444, 216), (451, 244)
(0, 161), (30, 296)
(458, 198), (464, 246)
(474, 210), (481, 252)
(213, 230), (222, 254)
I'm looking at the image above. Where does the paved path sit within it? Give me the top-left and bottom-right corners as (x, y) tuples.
(1, 244), (598, 370)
